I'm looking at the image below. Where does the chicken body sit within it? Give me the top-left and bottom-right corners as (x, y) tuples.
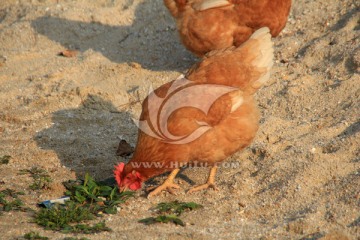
(164, 0), (291, 56)
(114, 27), (274, 196)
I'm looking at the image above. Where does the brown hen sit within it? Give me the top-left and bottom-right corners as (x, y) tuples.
(164, 0), (291, 56)
(114, 27), (273, 197)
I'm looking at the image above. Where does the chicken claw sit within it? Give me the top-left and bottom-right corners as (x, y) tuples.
(147, 169), (181, 198)
(188, 166), (219, 193)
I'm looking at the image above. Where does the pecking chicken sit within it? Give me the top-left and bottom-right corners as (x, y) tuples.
(114, 27), (273, 197)
(164, 0), (291, 56)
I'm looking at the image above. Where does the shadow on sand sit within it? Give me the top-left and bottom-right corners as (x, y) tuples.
(31, 1), (196, 71)
(34, 95), (136, 180)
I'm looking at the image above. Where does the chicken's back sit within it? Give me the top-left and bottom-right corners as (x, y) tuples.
(186, 27), (273, 94)
(184, 27), (274, 163)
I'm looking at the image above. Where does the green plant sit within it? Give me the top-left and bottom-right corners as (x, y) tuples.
(64, 173), (134, 214)
(139, 201), (203, 226)
(0, 155), (10, 165)
(139, 214), (185, 226)
(34, 173), (133, 234)
(153, 201), (203, 216)
(19, 167), (52, 190)
(35, 201), (94, 230)
(23, 231), (49, 240)
(34, 201), (111, 233)
(0, 188), (27, 213)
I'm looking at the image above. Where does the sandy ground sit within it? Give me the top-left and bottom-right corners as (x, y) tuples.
(0, 0), (359, 239)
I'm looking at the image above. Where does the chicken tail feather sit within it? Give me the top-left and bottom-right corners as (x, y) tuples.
(194, 0), (231, 11)
(248, 27), (274, 90)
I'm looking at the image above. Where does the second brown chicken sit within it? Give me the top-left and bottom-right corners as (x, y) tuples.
(164, 0), (291, 56)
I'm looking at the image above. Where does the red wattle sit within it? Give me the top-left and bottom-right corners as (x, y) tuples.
(113, 162), (125, 187)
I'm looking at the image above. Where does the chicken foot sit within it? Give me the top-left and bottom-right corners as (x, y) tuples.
(188, 165), (219, 193)
(147, 169), (181, 198)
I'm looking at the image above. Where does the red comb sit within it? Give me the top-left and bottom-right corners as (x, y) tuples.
(114, 162), (125, 187)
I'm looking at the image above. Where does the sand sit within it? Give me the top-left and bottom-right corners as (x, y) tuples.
(0, 0), (359, 239)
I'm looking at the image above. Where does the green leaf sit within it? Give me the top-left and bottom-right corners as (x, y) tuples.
(153, 201), (203, 215)
(75, 192), (86, 203)
(83, 173), (90, 187)
(109, 187), (116, 200)
(138, 215), (185, 226)
(104, 207), (117, 214)
(23, 231), (49, 240)
(0, 155), (11, 165)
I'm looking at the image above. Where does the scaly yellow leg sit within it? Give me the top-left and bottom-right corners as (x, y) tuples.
(188, 165), (219, 193)
(147, 169), (181, 198)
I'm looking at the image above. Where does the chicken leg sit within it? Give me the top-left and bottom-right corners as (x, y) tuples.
(188, 165), (219, 193)
(147, 169), (181, 198)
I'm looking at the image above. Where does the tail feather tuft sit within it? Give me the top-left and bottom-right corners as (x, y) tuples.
(248, 27), (274, 89)
(195, 0), (231, 11)
(250, 27), (273, 69)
